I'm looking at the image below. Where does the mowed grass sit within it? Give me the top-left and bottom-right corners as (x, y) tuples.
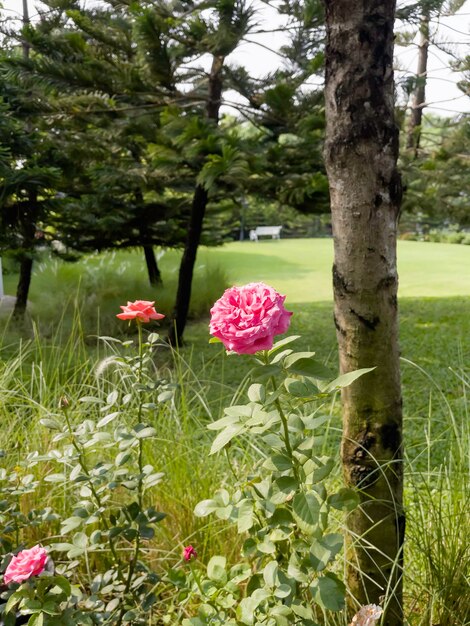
(196, 238), (470, 301)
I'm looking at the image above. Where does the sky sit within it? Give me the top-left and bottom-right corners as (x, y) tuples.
(1, 0), (469, 117)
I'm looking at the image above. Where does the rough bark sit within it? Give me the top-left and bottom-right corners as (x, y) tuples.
(13, 205), (36, 320)
(143, 245), (162, 286)
(13, 253), (33, 318)
(323, 2), (404, 624)
(168, 55), (224, 346)
(406, 13), (430, 156)
(13, 0), (34, 321)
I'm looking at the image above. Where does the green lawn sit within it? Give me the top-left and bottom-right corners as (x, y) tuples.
(197, 238), (470, 301)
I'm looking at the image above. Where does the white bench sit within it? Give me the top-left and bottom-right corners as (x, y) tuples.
(249, 226), (282, 241)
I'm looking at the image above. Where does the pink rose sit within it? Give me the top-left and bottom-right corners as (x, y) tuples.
(183, 545), (197, 561)
(3, 545), (48, 585)
(209, 282), (292, 354)
(116, 300), (165, 323)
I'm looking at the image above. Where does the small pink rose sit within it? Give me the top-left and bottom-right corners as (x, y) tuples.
(209, 282), (292, 355)
(116, 300), (165, 323)
(3, 545), (48, 585)
(183, 545), (197, 561)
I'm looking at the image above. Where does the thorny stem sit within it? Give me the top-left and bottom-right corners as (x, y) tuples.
(62, 407), (125, 584)
(189, 559), (205, 597)
(261, 351), (299, 481)
(117, 321), (146, 626)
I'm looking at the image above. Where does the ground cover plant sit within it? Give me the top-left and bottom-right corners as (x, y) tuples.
(0, 240), (468, 624)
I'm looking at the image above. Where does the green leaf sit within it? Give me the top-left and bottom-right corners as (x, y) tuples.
(291, 600), (314, 620)
(207, 414), (240, 431)
(44, 473), (66, 483)
(237, 499), (254, 533)
(194, 499), (218, 517)
(39, 418), (61, 430)
(284, 353), (333, 379)
(303, 456), (335, 484)
(41, 601), (60, 616)
(210, 423), (245, 454)
(27, 614), (44, 626)
(229, 563), (251, 584)
(257, 538), (276, 554)
(97, 412), (120, 428)
(274, 583), (292, 599)
(320, 367), (375, 393)
(268, 335), (300, 355)
(301, 414), (332, 430)
(61, 516), (83, 534)
(73, 532), (88, 549)
(310, 573), (345, 611)
(135, 426), (157, 439)
(79, 396), (103, 404)
(271, 476), (298, 504)
(262, 560), (278, 587)
(247, 383), (265, 403)
(288, 554), (308, 583)
(209, 336), (222, 344)
(251, 363), (281, 382)
(143, 472), (164, 489)
(106, 390), (119, 406)
(50, 542), (74, 552)
(237, 589), (270, 625)
(309, 534), (343, 571)
(207, 555), (227, 585)
(329, 487), (360, 511)
(284, 377), (320, 397)
(51, 576), (71, 597)
(292, 491), (320, 535)
(5, 593), (21, 614)
(106, 598), (120, 612)
(263, 454), (292, 471)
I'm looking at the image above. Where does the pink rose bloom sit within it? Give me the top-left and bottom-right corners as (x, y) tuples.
(183, 545), (197, 561)
(209, 282), (292, 354)
(3, 545), (48, 585)
(116, 300), (165, 323)
(349, 604), (383, 626)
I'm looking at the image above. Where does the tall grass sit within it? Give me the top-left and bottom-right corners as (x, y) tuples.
(403, 366), (470, 625)
(1, 249), (229, 339)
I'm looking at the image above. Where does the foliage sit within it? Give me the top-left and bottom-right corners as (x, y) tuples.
(0, 69), (63, 278)
(0, 288), (468, 622)
(400, 117), (470, 226)
(167, 337), (373, 625)
(0, 328), (175, 625)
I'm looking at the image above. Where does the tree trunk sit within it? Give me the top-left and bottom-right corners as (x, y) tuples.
(168, 55), (224, 346)
(406, 13), (430, 156)
(323, 2), (404, 625)
(143, 245), (162, 286)
(168, 185), (208, 345)
(13, 253), (33, 318)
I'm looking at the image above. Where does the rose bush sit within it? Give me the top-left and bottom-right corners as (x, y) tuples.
(209, 282), (292, 354)
(0, 291), (382, 625)
(3, 546), (48, 585)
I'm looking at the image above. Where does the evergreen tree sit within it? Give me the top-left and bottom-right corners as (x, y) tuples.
(0, 54), (64, 318)
(3, 0), (328, 336)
